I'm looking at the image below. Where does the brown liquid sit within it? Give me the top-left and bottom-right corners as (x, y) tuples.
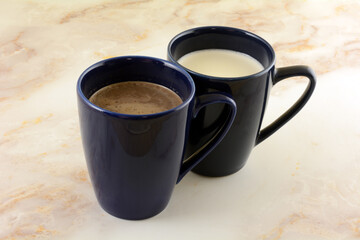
(89, 81), (183, 115)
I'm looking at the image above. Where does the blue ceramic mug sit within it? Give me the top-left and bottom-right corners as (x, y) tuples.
(168, 26), (316, 177)
(77, 56), (236, 220)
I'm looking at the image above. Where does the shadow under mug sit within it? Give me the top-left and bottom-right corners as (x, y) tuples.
(168, 26), (316, 177)
(77, 56), (236, 220)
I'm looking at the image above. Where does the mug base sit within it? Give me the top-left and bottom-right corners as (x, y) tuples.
(191, 165), (244, 177)
(98, 203), (166, 221)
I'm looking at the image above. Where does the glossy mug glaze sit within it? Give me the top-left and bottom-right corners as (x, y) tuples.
(77, 56), (236, 220)
(168, 26), (316, 177)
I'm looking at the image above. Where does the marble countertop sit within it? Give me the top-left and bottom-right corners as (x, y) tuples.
(1, 0), (359, 239)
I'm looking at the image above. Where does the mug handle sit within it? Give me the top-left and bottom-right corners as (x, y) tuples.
(256, 65), (316, 145)
(177, 93), (237, 183)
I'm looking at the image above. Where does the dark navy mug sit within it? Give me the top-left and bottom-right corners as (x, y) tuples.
(168, 26), (316, 177)
(77, 56), (236, 220)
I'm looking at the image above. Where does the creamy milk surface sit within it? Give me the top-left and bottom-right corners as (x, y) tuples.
(178, 49), (264, 78)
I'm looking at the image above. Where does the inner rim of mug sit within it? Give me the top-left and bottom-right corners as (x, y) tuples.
(77, 56), (195, 118)
(168, 26), (276, 80)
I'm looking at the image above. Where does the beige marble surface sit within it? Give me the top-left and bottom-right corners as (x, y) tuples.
(1, 0), (360, 239)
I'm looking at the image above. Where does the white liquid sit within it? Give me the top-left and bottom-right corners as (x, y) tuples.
(178, 49), (264, 78)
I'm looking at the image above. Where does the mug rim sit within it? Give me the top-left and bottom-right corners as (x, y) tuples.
(167, 26), (276, 81)
(77, 55), (195, 119)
